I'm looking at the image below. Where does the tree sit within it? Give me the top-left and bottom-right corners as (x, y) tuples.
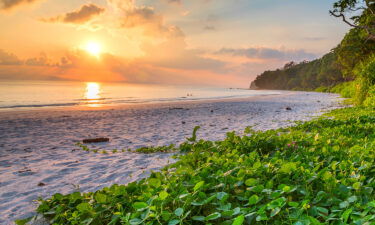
(330, 0), (375, 40)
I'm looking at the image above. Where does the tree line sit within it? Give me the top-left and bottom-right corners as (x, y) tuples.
(253, 0), (375, 104)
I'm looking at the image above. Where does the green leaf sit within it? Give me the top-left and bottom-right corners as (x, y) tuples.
(94, 193), (107, 203)
(342, 208), (352, 223)
(245, 178), (258, 186)
(15, 217), (32, 225)
(248, 194), (259, 205)
(133, 202), (148, 211)
(293, 222), (304, 225)
(339, 201), (349, 209)
(159, 190), (169, 200)
(187, 126), (200, 142)
(308, 216), (322, 225)
(270, 207), (281, 217)
(353, 182), (361, 190)
(217, 192), (228, 201)
(367, 201), (375, 207)
(193, 181), (205, 192)
(288, 202), (299, 207)
(317, 207), (329, 215)
(77, 202), (91, 212)
(347, 195), (357, 203)
(192, 216), (205, 221)
(232, 215), (245, 225)
(129, 218), (142, 225)
(149, 178), (161, 188)
(205, 212), (221, 221)
(174, 208), (184, 217)
(168, 219), (180, 225)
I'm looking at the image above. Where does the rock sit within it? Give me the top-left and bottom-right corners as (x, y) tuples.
(285, 107), (292, 110)
(82, 138), (110, 143)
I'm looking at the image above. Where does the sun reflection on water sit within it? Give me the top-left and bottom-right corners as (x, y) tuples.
(84, 82), (102, 107)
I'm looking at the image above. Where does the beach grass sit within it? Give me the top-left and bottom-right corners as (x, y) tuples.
(18, 106), (375, 225)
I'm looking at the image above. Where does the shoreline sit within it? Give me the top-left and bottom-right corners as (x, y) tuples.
(0, 91), (343, 224)
(0, 90), (284, 114)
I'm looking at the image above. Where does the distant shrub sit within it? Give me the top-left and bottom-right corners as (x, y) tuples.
(330, 81), (356, 98)
(363, 85), (375, 107)
(354, 55), (375, 105)
(314, 86), (329, 92)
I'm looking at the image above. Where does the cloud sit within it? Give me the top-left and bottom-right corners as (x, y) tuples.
(163, 0), (181, 4)
(203, 25), (215, 30)
(41, 4), (105, 24)
(25, 52), (53, 66)
(140, 37), (226, 72)
(108, 0), (184, 38)
(0, 0), (41, 11)
(215, 47), (317, 61)
(301, 37), (327, 41)
(0, 49), (22, 65)
(0, 48), (242, 86)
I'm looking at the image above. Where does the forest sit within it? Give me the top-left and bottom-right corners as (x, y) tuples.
(253, 0), (375, 106)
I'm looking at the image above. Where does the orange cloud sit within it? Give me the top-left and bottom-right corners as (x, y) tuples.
(41, 3), (105, 24)
(108, 0), (184, 38)
(0, 0), (42, 11)
(0, 48), (243, 86)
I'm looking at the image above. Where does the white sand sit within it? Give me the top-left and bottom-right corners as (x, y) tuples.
(0, 91), (343, 224)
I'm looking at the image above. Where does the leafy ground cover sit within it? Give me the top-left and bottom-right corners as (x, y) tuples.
(75, 143), (177, 154)
(19, 106), (375, 225)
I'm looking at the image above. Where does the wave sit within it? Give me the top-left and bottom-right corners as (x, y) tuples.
(0, 92), (281, 110)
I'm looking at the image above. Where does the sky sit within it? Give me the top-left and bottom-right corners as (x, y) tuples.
(0, 0), (350, 87)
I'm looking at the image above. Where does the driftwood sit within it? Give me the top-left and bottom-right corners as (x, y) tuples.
(82, 138), (110, 143)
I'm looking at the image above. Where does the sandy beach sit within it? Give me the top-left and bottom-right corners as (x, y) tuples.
(0, 91), (342, 224)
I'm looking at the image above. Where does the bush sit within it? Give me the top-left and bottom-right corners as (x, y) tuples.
(314, 86), (329, 93)
(354, 55), (375, 105)
(363, 85), (375, 107)
(330, 81), (356, 98)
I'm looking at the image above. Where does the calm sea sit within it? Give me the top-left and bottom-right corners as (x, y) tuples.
(0, 81), (281, 110)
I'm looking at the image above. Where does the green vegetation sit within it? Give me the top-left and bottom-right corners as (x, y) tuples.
(17, 1), (375, 224)
(253, 1), (375, 95)
(253, 52), (344, 90)
(75, 142), (177, 154)
(135, 145), (176, 154)
(19, 106), (375, 225)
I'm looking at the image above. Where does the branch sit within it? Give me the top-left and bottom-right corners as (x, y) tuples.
(329, 10), (362, 28)
(330, 10), (375, 41)
(365, 0), (374, 14)
(348, 6), (366, 12)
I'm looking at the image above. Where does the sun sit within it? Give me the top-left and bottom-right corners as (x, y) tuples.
(85, 41), (102, 57)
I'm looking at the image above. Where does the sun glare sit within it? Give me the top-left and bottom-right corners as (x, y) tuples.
(84, 82), (102, 107)
(85, 42), (102, 57)
(85, 82), (101, 100)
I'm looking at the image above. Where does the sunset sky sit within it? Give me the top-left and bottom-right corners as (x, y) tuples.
(0, 0), (349, 87)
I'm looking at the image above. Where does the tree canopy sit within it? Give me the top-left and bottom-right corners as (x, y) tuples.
(252, 0), (375, 91)
(330, 0), (375, 40)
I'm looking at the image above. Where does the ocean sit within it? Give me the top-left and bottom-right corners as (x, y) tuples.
(0, 80), (281, 110)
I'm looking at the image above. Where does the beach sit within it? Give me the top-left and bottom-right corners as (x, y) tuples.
(0, 91), (342, 224)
